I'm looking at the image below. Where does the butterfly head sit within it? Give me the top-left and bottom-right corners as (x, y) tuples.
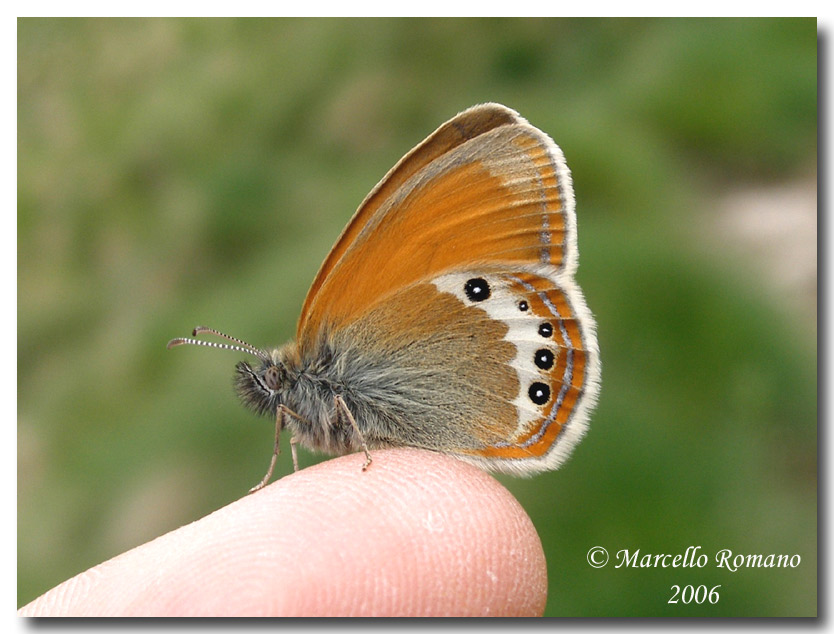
(167, 326), (292, 417)
(234, 351), (292, 417)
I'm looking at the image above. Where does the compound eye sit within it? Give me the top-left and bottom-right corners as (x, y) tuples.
(264, 365), (281, 390)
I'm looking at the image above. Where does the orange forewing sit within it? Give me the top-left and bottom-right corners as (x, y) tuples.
(297, 104), (572, 348)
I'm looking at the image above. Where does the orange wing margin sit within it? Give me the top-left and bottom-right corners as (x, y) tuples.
(297, 103), (577, 347)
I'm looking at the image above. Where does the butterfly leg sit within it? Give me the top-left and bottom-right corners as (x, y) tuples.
(290, 435), (300, 472)
(249, 404), (307, 493)
(334, 395), (372, 470)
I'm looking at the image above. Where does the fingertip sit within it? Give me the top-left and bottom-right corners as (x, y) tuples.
(216, 448), (548, 616)
(20, 448), (547, 616)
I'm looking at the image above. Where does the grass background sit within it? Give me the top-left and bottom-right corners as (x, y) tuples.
(18, 17), (817, 616)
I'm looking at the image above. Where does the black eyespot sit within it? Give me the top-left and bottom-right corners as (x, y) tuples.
(538, 322), (553, 338)
(529, 382), (551, 405)
(464, 278), (490, 302)
(535, 349), (555, 370)
(518, 300), (529, 312)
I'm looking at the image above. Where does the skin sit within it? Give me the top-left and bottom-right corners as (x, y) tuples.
(19, 448), (548, 617)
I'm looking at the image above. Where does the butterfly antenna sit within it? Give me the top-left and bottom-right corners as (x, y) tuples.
(167, 326), (269, 362)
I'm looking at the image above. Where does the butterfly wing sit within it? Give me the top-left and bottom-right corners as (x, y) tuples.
(297, 103), (579, 342)
(297, 103), (600, 472)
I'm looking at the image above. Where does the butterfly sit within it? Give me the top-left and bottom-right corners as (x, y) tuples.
(169, 103), (601, 492)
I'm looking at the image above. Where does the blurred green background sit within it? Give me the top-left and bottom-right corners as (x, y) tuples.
(18, 18), (816, 615)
